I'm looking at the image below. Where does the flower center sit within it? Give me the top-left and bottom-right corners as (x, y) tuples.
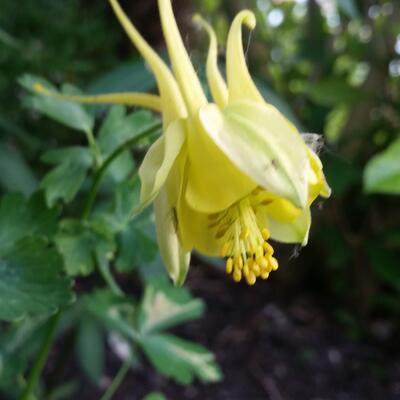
(208, 196), (279, 285)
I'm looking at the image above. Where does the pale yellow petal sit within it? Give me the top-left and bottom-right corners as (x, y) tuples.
(267, 207), (311, 246)
(264, 198), (302, 223)
(33, 83), (162, 112)
(226, 10), (264, 104)
(157, 0), (207, 115)
(307, 148), (331, 199)
(138, 119), (186, 210)
(109, 0), (186, 124)
(193, 15), (228, 109)
(177, 197), (221, 256)
(185, 117), (256, 214)
(154, 188), (191, 286)
(198, 100), (309, 209)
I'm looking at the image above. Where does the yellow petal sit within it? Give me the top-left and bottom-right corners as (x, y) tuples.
(138, 119), (186, 210)
(307, 148), (331, 199)
(226, 10), (264, 104)
(33, 83), (162, 112)
(185, 117), (257, 214)
(177, 197), (221, 256)
(198, 100), (310, 209)
(109, 0), (186, 125)
(157, 0), (207, 115)
(193, 15), (228, 109)
(267, 207), (311, 246)
(154, 188), (191, 286)
(264, 198), (302, 222)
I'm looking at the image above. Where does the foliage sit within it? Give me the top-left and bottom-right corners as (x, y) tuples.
(0, 66), (220, 398)
(0, 0), (400, 398)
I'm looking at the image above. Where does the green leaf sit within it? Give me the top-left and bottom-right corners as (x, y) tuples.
(87, 58), (156, 94)
(0, 192), (58, 254)
(20, 74), (94, 133)
(137, 285), (205, 334)
(0, 237), (74, 321)
(324, 105), (350, 144)
(143, 392), (167, 400)
(55, 219), (115, 276)
(96, 178), (141, 233)
(76, 318), (105, 384)
(368, 244), (400, 291)
(98, 107), (159, 183)
(299, 78), (364, 106)
(83, 286), (221, 386)
(93, 178), (158, 272)
(116, 224), (157, 273)
(363, 138), (400, 195)
(337, 0), (360, 19)
(137, 286), (219, 385)
(0, 317), (46, 393)
(82, 290), (139, 342)
(141, 333), (222, 385)
(323, 153), (361, 197)
(0, 141), (37, 195)
(98, 107), (157, 153)
(40, 147), (93, 207)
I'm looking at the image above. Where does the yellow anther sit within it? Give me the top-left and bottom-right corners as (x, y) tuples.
(259, 257), (268, 269)
(262, 228), (270, 240)
(269, 256), (279, 271)
(243, 263), (250, 277)
(263, 242), (274, 255)
(233, 269), (242, 282)
(252, 263), (261, 277)
(256, 246), (263, 260)
(221, 241), (231, 257)
(246, 271), (256, 285)
(216, 197), (280, 285)
(226, 258), (233, 274)
(260, 270), (269, 280)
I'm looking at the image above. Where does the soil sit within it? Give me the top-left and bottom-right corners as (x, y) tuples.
(76, 261), (400, 400)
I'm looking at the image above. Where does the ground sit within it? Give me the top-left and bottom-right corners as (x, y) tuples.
(75, 261), (400, 400)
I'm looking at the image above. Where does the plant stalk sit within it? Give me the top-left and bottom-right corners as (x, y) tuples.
(81, 121), (162, 219)
(19, 312), (61, 400)
(99, 358), (131, 400)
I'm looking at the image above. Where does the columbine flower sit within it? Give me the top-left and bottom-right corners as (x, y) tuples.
(33, 0), (331, 286)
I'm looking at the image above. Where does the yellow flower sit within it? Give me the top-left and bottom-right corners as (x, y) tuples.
(33, 0), (331, 286)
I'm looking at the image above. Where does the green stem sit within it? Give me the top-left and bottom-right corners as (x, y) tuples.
(85, 129), (102, 167)
(98, 256), (124, 297)
(20, 121), (161, 400)
(19, 312), (61, 400)
(99, 358), (131, 400)
(81, 121), (162, 220)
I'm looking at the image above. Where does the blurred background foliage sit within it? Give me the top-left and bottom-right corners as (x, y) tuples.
(0, 0), (400, 399)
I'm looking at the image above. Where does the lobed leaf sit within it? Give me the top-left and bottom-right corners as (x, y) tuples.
(141, 333), (222, 385)
(0, 237), (74, 321)
(40, 146), (93, 207)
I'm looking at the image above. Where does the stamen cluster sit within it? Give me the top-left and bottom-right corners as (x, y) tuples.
(209, 197), (279, 285)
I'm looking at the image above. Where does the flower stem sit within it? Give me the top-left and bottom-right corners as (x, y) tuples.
(20, 121), (161, 400)
(99, 358), (131, 400)
(81, 121), (162, 220)
(19, 312), (61, 400)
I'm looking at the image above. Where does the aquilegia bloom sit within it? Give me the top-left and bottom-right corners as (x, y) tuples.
(34, 0), (331, 286)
